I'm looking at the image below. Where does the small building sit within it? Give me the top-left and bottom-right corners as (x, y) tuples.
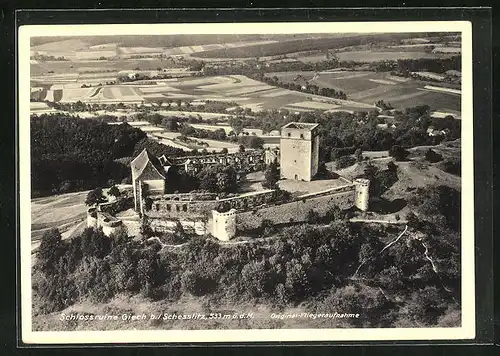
(427, 126), (443, 137)
(280, 122), (320, 182)
(264, 147), (280, 165)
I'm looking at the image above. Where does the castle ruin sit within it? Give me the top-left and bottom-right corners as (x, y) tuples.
(90, 122), (370, 241)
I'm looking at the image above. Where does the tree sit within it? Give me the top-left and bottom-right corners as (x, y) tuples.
(229, 117), (244, 135)
(220, 148), (229, 154)
(263, 160), (280, 189)
(38, 228), (63, 272)
(149, 114), (162, 127)
(248, 136), (264, 149)
(163, 119), (179, 132)
(336, 155), (356, 169)
(239, 145), (245, 152)
(387, 161), (398, 173)
(198, 164), (238, 193)
(355, 148), (363, 162)
(425, 149), (443, 163)
(306, 209), (321, 224)
(85, 188), (106, 206)
(108, 185), (120, 198)
(389, 145), (408, 161)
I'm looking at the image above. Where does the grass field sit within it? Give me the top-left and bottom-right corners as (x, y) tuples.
(31, 191), (89, 244)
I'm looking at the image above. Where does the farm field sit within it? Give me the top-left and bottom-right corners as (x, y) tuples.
(31, 59), (182, 77)
(269, 70), (461, 114)
(31, 74), (376, 114)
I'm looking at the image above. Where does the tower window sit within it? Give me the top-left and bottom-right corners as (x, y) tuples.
(287, 132), (291, 137)
(182, 204), (187, 212)
(155, 203), (160, 211)
(166, 204), (171, 211)
(300, 134), (304, 139)
(176, 205), (180, 212)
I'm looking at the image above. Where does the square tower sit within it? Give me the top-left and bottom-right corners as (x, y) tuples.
(280, 122), (320, 182)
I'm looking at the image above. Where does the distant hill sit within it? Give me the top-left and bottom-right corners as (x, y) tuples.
(31, 32), (459, 52)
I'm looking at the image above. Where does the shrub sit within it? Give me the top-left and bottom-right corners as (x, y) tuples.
(336, 155), (356, 169)
(425, 149), (443, 163)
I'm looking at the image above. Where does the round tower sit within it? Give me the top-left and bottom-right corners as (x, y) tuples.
(354, 178), (370, 211)
(87, 207), (98, 228)
(211, 209), (237, 241)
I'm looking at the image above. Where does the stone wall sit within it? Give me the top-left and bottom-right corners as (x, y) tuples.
(96, 211), (123, 236)
(236, 188), (356, 231)
(144, 190), (277, 219)
(280, 136), (313, 181)
(147, 216), (208, 235)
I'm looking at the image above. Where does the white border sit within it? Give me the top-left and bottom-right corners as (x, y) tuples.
(19, 21), (474, 344)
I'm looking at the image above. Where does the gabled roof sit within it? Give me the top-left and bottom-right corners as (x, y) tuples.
(158, 154), (172, 166)
(282, 122), (319, 131)
(130, 149), (165, 180)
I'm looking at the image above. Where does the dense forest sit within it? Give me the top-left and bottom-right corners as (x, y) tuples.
(30, 114), (187, 197)
(224, 105), (460, 163)
(192, 34), (426, 59)
(34, 181), (461, 327)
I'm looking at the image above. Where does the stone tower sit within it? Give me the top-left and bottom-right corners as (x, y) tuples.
(280, 122), (320, 182)
(354, 178), (370, 211)
(211, 209), (237, 241)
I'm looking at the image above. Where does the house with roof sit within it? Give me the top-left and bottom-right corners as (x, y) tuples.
(131, 149), (170, 211)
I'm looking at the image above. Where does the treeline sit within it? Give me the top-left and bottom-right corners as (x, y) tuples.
(34, 208), (460, 327)
(221, 105), (460, 163)
(371, 56), (461, 74)
(31, 54), (68, 61)
(254, 73), (347, 100)
(192, 34), (418, 59)
(198, 55), (461, 80)
(30, 114), (186, 197)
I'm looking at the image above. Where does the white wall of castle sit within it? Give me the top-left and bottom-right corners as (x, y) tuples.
(86, 209), (124, 237)
(211, 209), (237, 241)
(354, 179), (370, 212)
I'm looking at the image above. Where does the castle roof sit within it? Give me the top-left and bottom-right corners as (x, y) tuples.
(130, 149), (166, 180)
(282, 122), (319, 131)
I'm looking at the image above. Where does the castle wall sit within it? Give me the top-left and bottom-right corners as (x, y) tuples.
(91, 211), (123, 237)
(121, 219), (141, 237)
(148, 216), (208, 236)
(144, 190), (277, 219)
(86, 208), (98, 228)
(236, 188), (356, 230)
